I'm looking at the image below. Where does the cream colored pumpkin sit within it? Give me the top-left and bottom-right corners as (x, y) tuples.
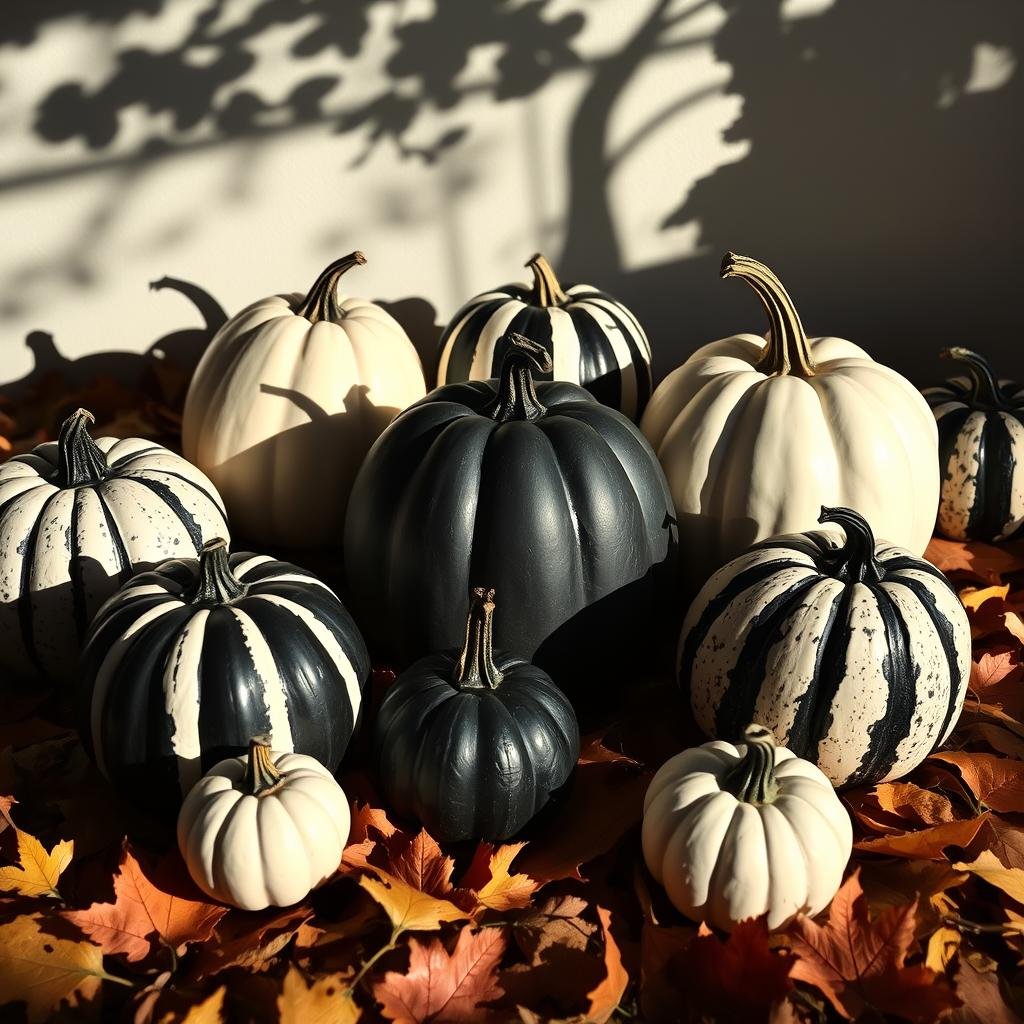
(641, 253), (938, 588)
(177, 738), (351, 911)
(642, 725), (852, 932)
(182, 252), (426, 547)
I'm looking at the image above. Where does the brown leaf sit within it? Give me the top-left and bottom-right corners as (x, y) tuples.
(373, 927), (506, 1023)
(511, 896), (596, 961)
(946, 958), (1021, 1024)
(359, 869), (469, 934)
(0, 912), (108, 1022)
(64, 844), (227, 963)
(278, 966), (360, 1024)
(969, 814), (1024, 868)
(954, 850), (1024, 904)
(388, 830), (456, 898)
(583, 907), (629, 1024)
(577, 733), (640, 768)
(158, 986), (227, 1024)
(188, 904), (315, 979)
(0, 829), (73, 898)
(924, 537), (1018, 584)
(463, 843), (538, 914)
(855, 813), (989, 860)
(962, 584), (1010, 613)
(342, 803), (402, 873)
(930, 751), (1024, 814)
(786, 870), (960, 1021)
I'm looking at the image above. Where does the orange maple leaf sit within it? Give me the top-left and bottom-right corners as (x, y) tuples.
(388, 830), (456, 899)
(64, 844), (226, 963)
(924, 537), (1018, 584)
(929, 751), (1024, 814)
(460, 842), (538, 914)
(373, 927), (506, 1023)
(786, 871), (959, 1021)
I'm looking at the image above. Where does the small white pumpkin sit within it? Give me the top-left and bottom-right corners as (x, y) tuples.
(177, 737), (351, 911)
(182, 251), (427, 548)
(642, 724), (852, 932)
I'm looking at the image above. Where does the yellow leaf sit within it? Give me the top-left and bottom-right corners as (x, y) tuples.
(961, 584), (1010, 612)
(0, 913), (107, 1023)
(925, 925), (960, 972)
(278, 966), (360, 1024)
(473, 843), (538, 913)
(954, 850), (1024, 905)
(0, 830), (73, 898)
(159, 986), (227, 1024)
(359, 869), (468, 934)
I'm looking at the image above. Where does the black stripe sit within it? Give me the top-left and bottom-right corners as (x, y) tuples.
(973, 412), (1015, 539)
(879, 554), (949, 585)
(499, 306), (555, 378)
(569, 306), (621, 412)
(95, 489), (132, 582)
(713, 576), (823, 741)
(127, 476), (204, 550)
(936, 406), (973, 533)
(123, 468), (227, 527)
(582, 300), (652, 418)
(107, 444), (168, 469)
(440, 298), (510, 384)
(844, 584), (918, 786)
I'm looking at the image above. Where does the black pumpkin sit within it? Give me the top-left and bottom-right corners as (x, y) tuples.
(373, 587), (580, 841)
(922, 347), (1024, 542)
(80, 538), (370, 811)
(344, 332), (678, 678)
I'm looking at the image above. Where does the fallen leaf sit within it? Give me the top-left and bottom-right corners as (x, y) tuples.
(786, 870), (960, 1021)
(577, 734), (640, 768)
(970, 815), (1024, 869)
(0, 829), (73, 898)
(360, 869), (469, 934)
(583, 907), (629, 1024)
(962, 584), (1010, 613)
(511, 896), (596, 962)
(855, 814), (989, 860)
(955, 850), (1024, 905)
(373, 927), (506, 1023)
(188, 904), (315, 980)
(388, 830), (456, 898)
(64, 844), (227, 963)
(343, 803), (402, 873)
(930, 751), (1024, 814)
(946, 957), (1021, 1024)
(0, 912), (110, 1022)
(465, 843), (538, 913)
(278, 965), (360, 1024)
(159, 985), (227, 1024)
(924, 537), (1018, 584)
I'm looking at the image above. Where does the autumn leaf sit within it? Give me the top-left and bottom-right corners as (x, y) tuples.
(462, 843), (538, 913)
(188, 904), (315, 980)
(929, 751), (1024, 813)
(159, 986), (227, 1024)
(511, 896), (596, 961)
(924, 537), (1018, 584)
(947, 958), (1022, 1024)
(278, 965), (360, 1024)
(0, 829), (73, 898)
(954, 850), (1024, 905)
(343, 802), (401, 872)
(577, 732), (641, 767)
(786, 870), (960, 1021)
(855, 813), (989, 860)
(583, 907), (629, 1024)
(64, 844), (227, 962)
(373, 927), (506, 1023)
(388, 830), (456, 898)
(360, 869), (469, 934)
(0, 912), (123, 1022)
(961, 584), (1010, 613)
(969, 814), (1024, 869)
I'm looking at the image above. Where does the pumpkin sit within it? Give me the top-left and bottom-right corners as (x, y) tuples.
(640, 253), (939, 588)
(680, 507), (971, 788)
(922, 347), (1024, 542)
(0, 408), (228, 683)
(178, 736), (350, 910)
(80, 537), (369, 810)
(182, 251), (426, 548)
(437, 254), (653, 421)
(642, 724), (852, 932)
(373, 587), (579, 842)
(344, 331), (677, 676)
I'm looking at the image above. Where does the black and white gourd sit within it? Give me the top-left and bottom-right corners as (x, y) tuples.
(922, 347), (1024, 542)
(679, 507), (971, 788)
(0, 408), (228, 683)
(80, 538), (370, 810)
(437, 254), (653, 421)
(373, 587), (580, 842)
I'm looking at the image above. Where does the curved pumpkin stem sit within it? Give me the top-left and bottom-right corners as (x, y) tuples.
(526, 253), (569, 307)
(56, 408), (108, 487)
(721, 252), (815, 378)
(940, 347), (1005, 409)
(294, 251), (367, 323)
(489, 332), (553, 423)
(818, 506), (885, 584)
(189, 539), (247, 604)
(244, 736), (284, 796)
(724, 724), (779, 804)
(455, 587), (503, 690)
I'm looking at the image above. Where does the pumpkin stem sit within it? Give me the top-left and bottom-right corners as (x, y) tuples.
(818, 506), (885, 584)
(940, 347), (1005, 409)
(489, 332), (552, 423)
(526, 253), (569, 307)
(244, 736), (284, 796)
(189, 539), (247, 604)
(724, 724), (780, 804)
(56, 408), (108, 487)
(454, 587), (504, 690)
(721, 252), (816, 378)
(294, 251), (367, 323)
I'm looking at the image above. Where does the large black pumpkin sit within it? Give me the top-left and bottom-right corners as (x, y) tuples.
(344, 332), (678, 677)
(80, 538), (370, 810)
(373, 587), (580, 842)
(922, 347), (1024, 542)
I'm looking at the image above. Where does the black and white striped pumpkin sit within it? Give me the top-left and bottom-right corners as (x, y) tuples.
(679, 507), (971, 788)
(80, 538), (370, 810)
(922, 347), (1024, 542)
(0, 408), (228, 683)
(436, 253), (652, 421)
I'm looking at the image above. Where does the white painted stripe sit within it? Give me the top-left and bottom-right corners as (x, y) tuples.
(248, 594), (361, 716)
(998, 413), (1024, 539)
(437, 300), (489, 384)
(938, 409), (985, 540)
(471, 302), (527, 380)
(547, 307), (582, 384)
(230, 606), (294, 752)
(232, 554), (276, 578)
(577, 297), (638, 414)
(164, 609), (210, 796)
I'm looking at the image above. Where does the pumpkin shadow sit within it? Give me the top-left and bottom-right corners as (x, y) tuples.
(377, 297), (442, 387)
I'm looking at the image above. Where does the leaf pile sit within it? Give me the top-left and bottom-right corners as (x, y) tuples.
(4, 382), (1024, 1020)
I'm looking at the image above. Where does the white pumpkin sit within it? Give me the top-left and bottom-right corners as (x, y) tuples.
(177, 737), (351, 911)
(640, 253), (938, 588)
(182, 252), (427, 548)
(0, 408), (228, 683)
(642, 724), (852, 932)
